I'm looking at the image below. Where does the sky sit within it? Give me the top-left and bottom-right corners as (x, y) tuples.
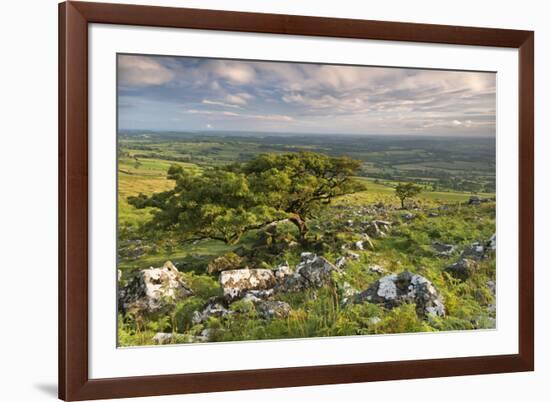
(118, 54), (496, 136)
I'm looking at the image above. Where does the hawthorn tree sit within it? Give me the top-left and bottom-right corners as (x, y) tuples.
(128, 152), (364, 244)
(395, 182), (422, 209)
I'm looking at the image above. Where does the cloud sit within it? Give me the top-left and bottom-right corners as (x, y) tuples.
(118, 55), (175, 87)
(119, 54), (496, 135)
(225, 93), (254, 105)
(210, 61), (256, 84)
(202, 99), (241, 109)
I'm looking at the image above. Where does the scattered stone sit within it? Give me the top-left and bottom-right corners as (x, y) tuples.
(277, 253), (340, 292)
(461, 242), (486, 260)
(364, 220), (391, 238)
(220, 268), (277, 302)
(152, 332), (173, 345)
(353, 240), (365, 250)
(368, 317), (382, 326)
(488, 233), (496, 251)
(468, 196), (481, 205)
(487, 280), (496, 296)
(335, 256), (347, 269)
(207, 252), (243, 274)
(119, 261), (193, 315)
(192, 301), (231, 325)
(432, 242), (456, 257)
(255, 300), (291, 320)
(401, 213), (415, 221)
(273, 261), (293, 280)
(355, 271), (445, 317)
(345, 251), (361, 260)
(339, 281), (359, 305)
(361, 234), (375, 249)
(428, 212), (439, 218)
(296, 254), (340, 287)
(195, 328), (211, 342)
(368, 264), (386, 275)
(445, 258), (478, 281)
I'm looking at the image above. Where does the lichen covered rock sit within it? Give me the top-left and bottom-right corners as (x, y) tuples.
(119, 261), (193, 316)
(220, 268), (277, 301)
(445, 258), (478, 281)
(355, 271), (445, 317)
(255, 300), (291, 320)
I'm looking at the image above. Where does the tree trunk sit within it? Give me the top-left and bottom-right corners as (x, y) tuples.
(289, 214), (308, 240)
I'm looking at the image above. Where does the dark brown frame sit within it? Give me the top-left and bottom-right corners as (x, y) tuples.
(59, 1), (534, 400)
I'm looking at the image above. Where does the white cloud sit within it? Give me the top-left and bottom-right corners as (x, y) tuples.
(202, 99), (241, 109)
(118, 55), (175, 87)
(210, 61), (256, 84)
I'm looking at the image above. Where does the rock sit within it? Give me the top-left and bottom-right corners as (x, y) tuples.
(365, 220), (392, 238)
(428, 212), (439, 218)
(192, 301), (231, 325)
(461, 242), (486, 260)
(368, 317), (381, 326)
(220, 268), (277, 302)
(445, 258), (478, 280)
(335, 256), (347, 269)
(295, 254), (340, 287)
(468, 196), (481, 205)
(195, 328), (211, 342)
(353, 240), (365, 250)
(207, 252), (243, 274)
(339, 281), (359, 305)
(117, 269), (122, 281)
(401, 213), (415, 221)
(255, 300), (291, 320)
(300, 252), (316, 260)
(432, 242), (456, 257)
(488, 233), (496, 251)
(355, 271), (445, 317)
(368, 264), (386, 275)
(277, 253), (340, 292)
(274, 261), (293, 280)
(487, 280), (496, 296)
(119, 261), (193, 315)
(242, 288), (275, 301)
(361, 234), (375, 249)
(152, 332), (173, 345)
(345, 251), (361, 260)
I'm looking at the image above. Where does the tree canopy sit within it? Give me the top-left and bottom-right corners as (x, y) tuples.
(128, 152), (364, 244)
(395, 182), (422, 209)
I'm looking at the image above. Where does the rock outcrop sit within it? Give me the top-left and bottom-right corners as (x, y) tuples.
(364, 220), (392, 238)
(119, 261), (193, 315)
(432, 242), (456, 257)
(220, 268), (277, 302)
(255, 300), (292, 320)
(355, 271), (445, 317)
(192, 300), (232, 325)
(152, 332), (173, 345)
(277, 252), (340, 292)
(445, 258), (478, 281)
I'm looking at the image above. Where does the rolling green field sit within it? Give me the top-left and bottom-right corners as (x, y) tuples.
(117, 133), (496, 346)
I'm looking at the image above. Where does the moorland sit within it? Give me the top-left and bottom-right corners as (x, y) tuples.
(117, 132), (496, 346)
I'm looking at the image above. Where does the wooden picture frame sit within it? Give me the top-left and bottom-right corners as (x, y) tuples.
(59, 1), (534, 400)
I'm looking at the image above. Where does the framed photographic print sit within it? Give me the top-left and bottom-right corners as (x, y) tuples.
(59, 1), (534, 400)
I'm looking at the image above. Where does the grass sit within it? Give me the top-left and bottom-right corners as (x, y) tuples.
(116, 137), (496, 346)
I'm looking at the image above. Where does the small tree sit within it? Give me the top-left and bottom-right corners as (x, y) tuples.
(128, 152), (364, 244)
(395, 183), (422, 209)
